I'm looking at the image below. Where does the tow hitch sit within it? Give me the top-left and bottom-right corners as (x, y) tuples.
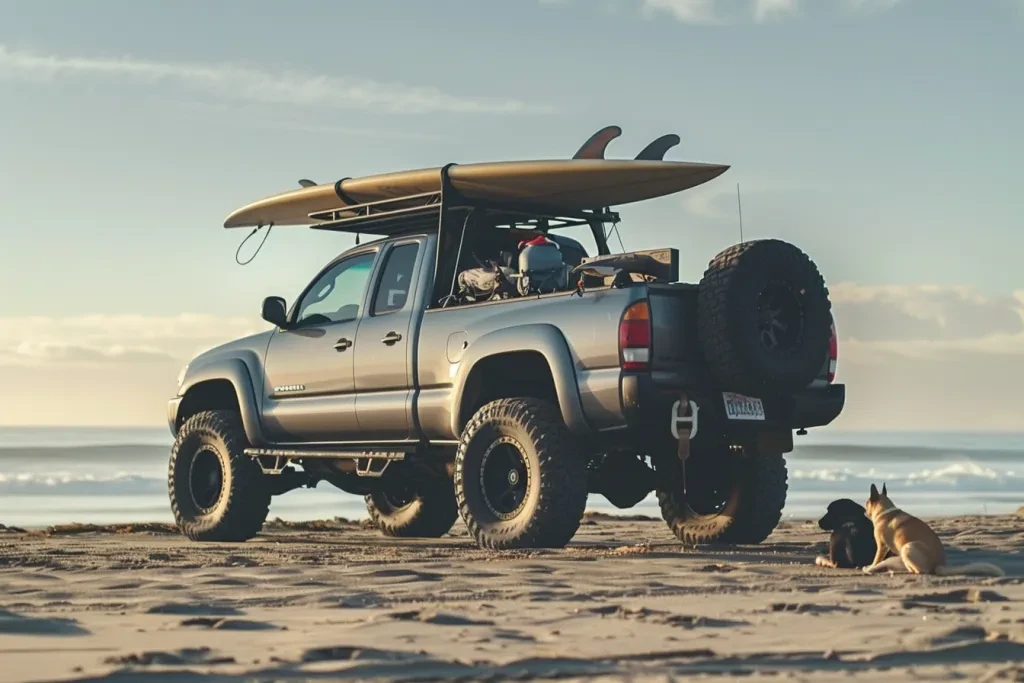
(671, 394), (699, 462)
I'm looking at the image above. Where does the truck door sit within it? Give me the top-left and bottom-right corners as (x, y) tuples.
(353, 238), (424, 442)
(261, 247), (380, 443)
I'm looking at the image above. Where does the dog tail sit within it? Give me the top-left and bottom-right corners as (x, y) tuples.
(934, 562), (1005, 577)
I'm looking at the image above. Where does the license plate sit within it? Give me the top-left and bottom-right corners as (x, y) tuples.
(722, 392), (766, 420)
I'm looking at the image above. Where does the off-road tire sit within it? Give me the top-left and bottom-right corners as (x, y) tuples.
(168, 410), (271, 542)
(455, 398), (588, 550)
(657, 451), (788, 545)
(697, 239), (832, 397)
(365, 479), (459, 538)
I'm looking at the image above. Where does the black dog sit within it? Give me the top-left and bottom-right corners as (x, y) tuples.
(815, 498), (878, 569)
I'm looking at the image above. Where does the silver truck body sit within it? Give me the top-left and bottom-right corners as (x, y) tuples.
(169, 233), (842, 451)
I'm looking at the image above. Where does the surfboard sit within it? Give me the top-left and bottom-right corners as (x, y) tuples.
(223, 158), (729, 229)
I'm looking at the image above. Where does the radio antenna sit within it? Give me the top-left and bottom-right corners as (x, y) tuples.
(736, 183), (745, 244)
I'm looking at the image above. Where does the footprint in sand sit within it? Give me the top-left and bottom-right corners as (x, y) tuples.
(179, 617), (282, 631)
(104, 647), (235, 666)
(145, 602), (242, 616)
(766, 602), (854, 615)
(382, 608), (495, 626)
(0, 609), (89, 636)
(196, 577), (252, 587)
(300, 645), (427, 662)
(360, 568), (444, 582)
(102, 581), (147, 591)
(904, 588), (1009, 604)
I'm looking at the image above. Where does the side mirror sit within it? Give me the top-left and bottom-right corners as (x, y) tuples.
(261, 296), (289, 329)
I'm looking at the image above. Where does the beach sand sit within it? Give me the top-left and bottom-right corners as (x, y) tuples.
(1, 511), (1022, 682)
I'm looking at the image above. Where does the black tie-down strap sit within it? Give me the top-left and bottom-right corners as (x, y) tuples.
(671, 394), (699, 462)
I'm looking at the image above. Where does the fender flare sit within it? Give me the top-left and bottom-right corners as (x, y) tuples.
(449, 323), (592, 438)
(177, 357), (266, 446)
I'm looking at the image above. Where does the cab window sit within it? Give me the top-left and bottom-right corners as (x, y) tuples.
(372, 243), (420, 315)
(294, 252), (375, 326)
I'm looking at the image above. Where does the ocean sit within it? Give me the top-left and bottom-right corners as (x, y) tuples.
(0, 427), (1021, 529)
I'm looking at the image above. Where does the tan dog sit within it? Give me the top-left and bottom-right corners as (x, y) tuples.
(862, 483), (1004, 577)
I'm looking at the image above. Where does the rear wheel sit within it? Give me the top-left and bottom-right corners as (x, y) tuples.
(365, 478), (459, 538)
(168, 410), (271, 542)
(656, 447), (788, 545)
(455, 398), (588, 550)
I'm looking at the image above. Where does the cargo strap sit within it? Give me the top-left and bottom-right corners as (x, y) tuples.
(671, 396), (699, 462)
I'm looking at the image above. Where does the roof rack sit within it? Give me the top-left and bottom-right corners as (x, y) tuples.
(308, 191), (442, 236)
(307, 191), (620, 237)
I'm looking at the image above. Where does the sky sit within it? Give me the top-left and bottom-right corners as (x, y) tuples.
(1, 0), (1022, 430)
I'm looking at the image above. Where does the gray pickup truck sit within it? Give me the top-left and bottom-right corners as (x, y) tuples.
(167, 161), (844, 551)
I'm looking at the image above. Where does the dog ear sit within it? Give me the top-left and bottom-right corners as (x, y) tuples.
(882, 482), (887, 496)
(869, 484), (879, 502)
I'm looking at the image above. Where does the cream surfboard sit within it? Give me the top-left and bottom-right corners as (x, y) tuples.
(223, 158), (730, 229)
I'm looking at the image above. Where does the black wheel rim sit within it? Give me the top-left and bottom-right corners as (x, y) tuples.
(479, 437), (530, 520)
(189, 447), (224, 512)
(756, 282), (804, 355)
(683, 451), (736, 516)
(381, 482), (416, 511)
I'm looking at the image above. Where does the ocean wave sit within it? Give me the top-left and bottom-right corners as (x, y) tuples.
(790, 461), (1022, 492)
(789, 443), (1024, 463)
(0, 444), (169, 464)
(0, 472), (166, 495)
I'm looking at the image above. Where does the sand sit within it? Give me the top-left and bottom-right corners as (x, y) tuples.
(0, 512), (1022, 682)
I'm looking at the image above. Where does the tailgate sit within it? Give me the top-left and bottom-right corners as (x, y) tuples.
(647, 284), (704, 382)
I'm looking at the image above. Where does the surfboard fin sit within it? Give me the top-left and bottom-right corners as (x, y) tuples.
(635, 134), (681, 161)
(573, 125), (622, 159)
(297, 179), (317, 188)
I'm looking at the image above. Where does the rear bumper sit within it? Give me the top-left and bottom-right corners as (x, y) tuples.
(621, 373), (846, 433)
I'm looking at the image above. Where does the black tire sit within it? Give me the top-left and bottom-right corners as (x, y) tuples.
(697, 239), (832, 397)
(455, 398), (588, 550)
(365, 478), (459, 538)
(657, 449), (788, 545)
(168, 410), (271, 542)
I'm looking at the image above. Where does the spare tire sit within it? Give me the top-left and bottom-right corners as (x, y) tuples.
(697, 239), (832, 397)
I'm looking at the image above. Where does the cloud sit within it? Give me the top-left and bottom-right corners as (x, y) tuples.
(827, 282), (1024, 378)
(755, 0), (800, 21)
(642, 0), (722, 23)
(0, 45), (555, 116)
(639, 0), (901, 23)
(831, 284), (1024, 346)
(6, 342), (176, 366)
(0, 314), (267, 368)
(841, 0), (904, 12)
(792, 282), (1024, 431)
(173, 101), (455, 143)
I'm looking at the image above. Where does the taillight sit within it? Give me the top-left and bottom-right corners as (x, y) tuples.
(619, 300), (651, 371)
(828, 319), (838, 383)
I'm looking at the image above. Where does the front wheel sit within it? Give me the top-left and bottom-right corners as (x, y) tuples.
(656, 447), (788, 545)
(168, 410), (271, 542)
(455, 398), (588, 550)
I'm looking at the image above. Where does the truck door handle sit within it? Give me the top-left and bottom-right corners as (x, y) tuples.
(381, 332), (402, 345)
(333, 337), (352, 351)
